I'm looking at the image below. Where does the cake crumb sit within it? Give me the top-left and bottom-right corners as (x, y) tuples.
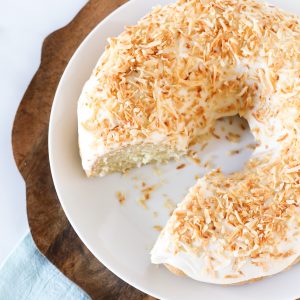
(116, 191), (125, 205)
(138, 199), (148, 209)
(226, 132), (241, 143)
(246, 143), (259, 150)
(192, 157), (201, 164)
(187, 149), (197, 158)
(142, 184), (156, 194)
(176, 163), (186, 170)
(195, 174), (200, 180)
(153, 225), (163, 232)
(210, 127), (221, 139)
(200, 142), (208, 151)
(187, 150), (201, 165)
(204, 160), (214, 169)
(163, 195), (176, 213)
(153, 211), (159, 218)
(138, 184), (157, 209)
(240, 123), (247, 130)
(228, 149), (240, 155)
(122, 169), (129, 176)
(152, 165), (162, 176)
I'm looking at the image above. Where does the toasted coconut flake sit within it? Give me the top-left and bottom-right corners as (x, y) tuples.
(277, 133), (288, 142)
(200, 143), (209, 151)
(116, 191), (126, 205)
(228, 149), (240, 155)
(137, 183), (157, 209)
(80, 0), (300, 282)
(176, 163), (186, 170)
(246, 143), (259, 150)
(226, 132), (241, 143)
(153, 225), (163, 232)
(210, 127), (221, 139)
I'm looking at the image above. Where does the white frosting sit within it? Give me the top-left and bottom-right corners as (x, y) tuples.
(78, 77), (105, 171)
(150, 58), (297, 284)
(151, 211), (300, 284)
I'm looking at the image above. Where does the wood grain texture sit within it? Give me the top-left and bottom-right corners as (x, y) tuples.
(12, 1), (155, 299)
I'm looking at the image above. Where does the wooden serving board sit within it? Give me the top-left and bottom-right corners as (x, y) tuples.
(12, 1), (154, 299)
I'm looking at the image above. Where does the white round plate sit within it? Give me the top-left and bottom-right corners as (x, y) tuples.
(49, 1), (300, 299)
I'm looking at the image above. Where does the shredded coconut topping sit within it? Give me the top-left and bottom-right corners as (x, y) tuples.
(78, 0), (300, 284)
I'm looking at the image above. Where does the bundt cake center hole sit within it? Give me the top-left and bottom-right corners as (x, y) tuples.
(197, 115), (256, 175)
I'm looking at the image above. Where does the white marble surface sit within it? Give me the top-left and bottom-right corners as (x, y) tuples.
(0, 0), (87, 266)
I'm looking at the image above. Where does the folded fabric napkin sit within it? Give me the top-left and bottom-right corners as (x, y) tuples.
(0, 234), (90, 300)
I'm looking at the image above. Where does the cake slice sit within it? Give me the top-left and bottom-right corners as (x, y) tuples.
(77, 3), (243, 177)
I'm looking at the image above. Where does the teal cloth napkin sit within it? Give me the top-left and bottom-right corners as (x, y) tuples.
(0, 234), (90, 300)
